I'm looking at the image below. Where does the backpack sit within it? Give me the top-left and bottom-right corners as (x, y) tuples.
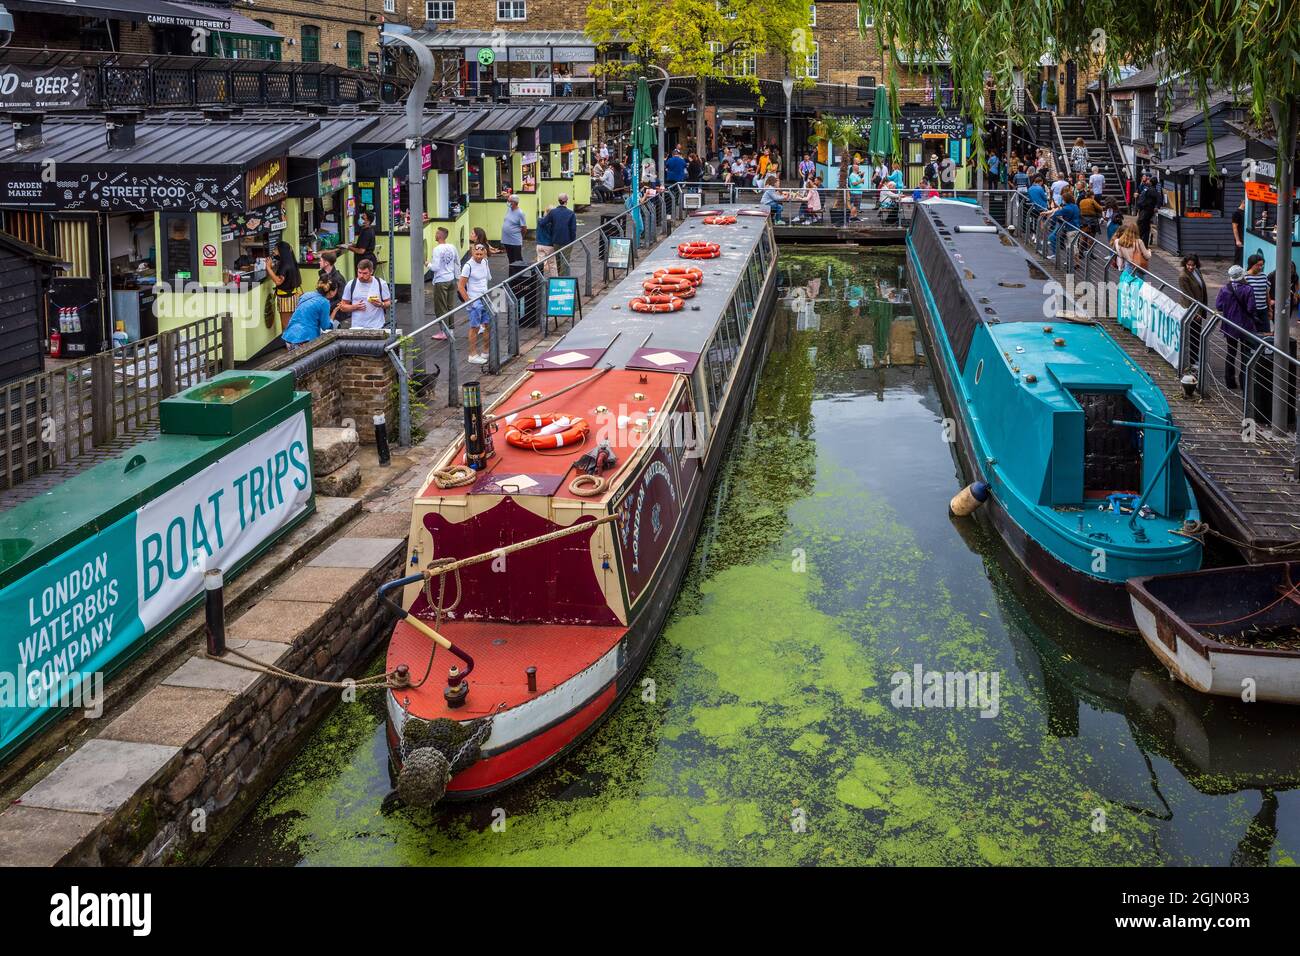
(343, 277), (389, 302)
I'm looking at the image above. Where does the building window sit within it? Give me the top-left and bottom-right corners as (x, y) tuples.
(808, 3), (815, 25)
(222, 34), (281, 60)
(856, 8), (873, 29)
(497, 0), (526, 20)
(798, 41), (819, 79)
(300, 25), (320, 63)
(347, 30), (363, 69)
(709, 41), (754, 76)
(427, 0), (455, 19)
(384, 0), (395, 10)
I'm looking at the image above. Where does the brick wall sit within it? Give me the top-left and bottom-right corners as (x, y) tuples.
(263, 331), (398, 444)
(230, 0), (406, 69)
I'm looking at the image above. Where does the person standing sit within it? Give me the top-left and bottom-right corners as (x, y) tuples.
(537, 193), (576, 275)
(923, 153), (941, 190)
(1070, 137), (1090, 176)
(846, 162), (865, 219)
(461, 226), (500, 266)
(1178, 254), (1208, 307)
(1050, 171), (1069, 207)
(1231, 198), (1246, 267)
(500, 195), (528, 264)
(1135, 173), (1160, 246)
(338, 259), (391, 331)
(1088, 165), (1105, 203)
(1110, 221), (1151, 274)
(316, 249), (345, 320)
(1244, 252), (1272, 328)
(263, 240), (301, 333)
(664, 148), (687, 185)
(348, 210), (376, 263)
(1216, 264), (1260, 389)
(599, 141), (609, 164)
(282, 277), (334, 351)
(798, 153), (816, 182)
(427, 226), (459, 339)
(1027, 175), (1050, 210)
(458, 243), (493, 365)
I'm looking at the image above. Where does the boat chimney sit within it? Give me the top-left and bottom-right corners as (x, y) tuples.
(105, 111), (141, 151)
(462, 381), (494, 470)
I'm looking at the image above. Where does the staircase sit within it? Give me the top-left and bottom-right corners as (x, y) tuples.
(1054, 113), (1127, 205)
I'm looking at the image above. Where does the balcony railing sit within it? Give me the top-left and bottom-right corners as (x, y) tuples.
(2, 48), (382, 110)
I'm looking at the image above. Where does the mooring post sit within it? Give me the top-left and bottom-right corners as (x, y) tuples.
(205, 568), (226, 657)
(374, 412), (392, 467)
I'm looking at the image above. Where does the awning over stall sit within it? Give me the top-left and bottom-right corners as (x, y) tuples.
(5, 0), (232, 30)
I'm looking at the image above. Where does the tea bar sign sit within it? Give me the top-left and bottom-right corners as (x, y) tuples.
(0, 66), (87, 110)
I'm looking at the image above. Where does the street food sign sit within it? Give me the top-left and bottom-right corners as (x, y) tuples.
(221, 202), (287, 240)
(895, 113), (968, 138)
(246, 157), (289, 209)
(0, 166), (244, 212)
(0, 65), (87, 110)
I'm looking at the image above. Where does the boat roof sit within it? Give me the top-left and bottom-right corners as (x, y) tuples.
(544, 204), (772, 371)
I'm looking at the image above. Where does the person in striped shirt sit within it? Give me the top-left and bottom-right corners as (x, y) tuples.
(1244, 253), (1273, 331)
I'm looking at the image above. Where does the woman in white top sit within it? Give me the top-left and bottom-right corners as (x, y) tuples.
(1070, 137), (1090, 176)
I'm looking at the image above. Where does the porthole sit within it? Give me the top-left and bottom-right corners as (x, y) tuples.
(974, 359), (984, 384)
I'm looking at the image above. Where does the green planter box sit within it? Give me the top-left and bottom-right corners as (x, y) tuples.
(160, 370), (296, 437)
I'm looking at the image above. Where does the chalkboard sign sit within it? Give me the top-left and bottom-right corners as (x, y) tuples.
(546, 277), (578, 317)
(607, 237), (631, 270)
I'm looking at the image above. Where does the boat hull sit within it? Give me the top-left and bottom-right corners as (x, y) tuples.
(1128, 566), (1300, 704)
(387, 257), (781, 798)
(905, 241), (1138, 634)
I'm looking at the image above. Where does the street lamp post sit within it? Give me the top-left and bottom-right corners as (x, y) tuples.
(383, 31), (434, 446)
(648, 64), (670, 186)
(781, 76), (794, 185)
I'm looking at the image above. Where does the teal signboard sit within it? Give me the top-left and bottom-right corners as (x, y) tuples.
(0, 408), (313, 756)
(546, 277), (578, 318)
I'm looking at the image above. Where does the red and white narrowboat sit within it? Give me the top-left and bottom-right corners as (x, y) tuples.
(381, 207), (778, 801)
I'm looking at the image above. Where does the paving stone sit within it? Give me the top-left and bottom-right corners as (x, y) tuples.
(308, 536), (403, 569)
(313, 423), (359, 475)
(314, 459), (361, 496)
(103, 685), (232, 747)
(0, 806), (105, 866)
(267, 565), (370, 603)
(161, 639), (287, 695)
(20, 739), (179, 814)
(350, 511), (413, 539)
(226, 599), (333, 644)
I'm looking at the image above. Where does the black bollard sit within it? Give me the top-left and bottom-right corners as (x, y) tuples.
(204, 568), (226, 657)
(374, 412), (391, 467)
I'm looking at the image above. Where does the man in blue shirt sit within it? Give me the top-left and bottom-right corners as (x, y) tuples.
(500, 194), (528, 263)
(1026, 175), (1050, 210)
(665, 149), (687, 185)
(1044, 187), (1081, 258)
(537, 194), (577, 275)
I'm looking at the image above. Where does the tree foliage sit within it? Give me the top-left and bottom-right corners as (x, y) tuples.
(586, 0), (814, 83)
(862, 0), (1300, 134)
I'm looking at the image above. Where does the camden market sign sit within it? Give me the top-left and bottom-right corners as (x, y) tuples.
(0, 165), (245, 212)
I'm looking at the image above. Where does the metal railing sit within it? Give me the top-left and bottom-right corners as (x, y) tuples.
(0, 314), (232, 493)
(2, 48), (382, 110)
(386, 185), (692, 443)
(1008, 193), (1300, 442)
(727, 185), (1021, 229)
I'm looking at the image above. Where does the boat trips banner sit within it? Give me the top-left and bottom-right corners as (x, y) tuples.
(0, 411), (312, 756)
(1116, 271), (1186, 369)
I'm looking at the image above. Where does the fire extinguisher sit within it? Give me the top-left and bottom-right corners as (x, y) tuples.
(49, 329), (62, 358)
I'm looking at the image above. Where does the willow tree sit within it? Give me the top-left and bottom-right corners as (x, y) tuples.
(586, 0), (812, 160)
(863, 0), (1300, 426)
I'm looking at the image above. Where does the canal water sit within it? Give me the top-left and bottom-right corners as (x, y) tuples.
(217, 249), (1300, 866)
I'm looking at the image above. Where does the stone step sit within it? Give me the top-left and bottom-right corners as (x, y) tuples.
(312, 419), (359, 476)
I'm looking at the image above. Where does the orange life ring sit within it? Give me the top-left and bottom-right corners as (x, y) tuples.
(642, 277), (695, 296)
(678, 241), (721, 260)
(504, 412), (589, 450)
(629, 295), (686, 313)
(653, 266), (704, 286)
(702, 215), (736, 225)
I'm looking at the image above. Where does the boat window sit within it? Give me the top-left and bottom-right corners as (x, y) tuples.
(706, 333), (726, 412)
(729, 297), (748, 335)
(737, 267), (754, 317)
(721, 301), (741, 365)
(974, 359), (984, 384)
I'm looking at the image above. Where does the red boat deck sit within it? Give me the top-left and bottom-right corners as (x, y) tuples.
(421, 368), (678, 501)
(386, 618), (626, 720)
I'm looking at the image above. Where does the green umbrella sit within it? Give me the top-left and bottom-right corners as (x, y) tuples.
(627, 76), (658, 231)
(868, 85), (893, 162)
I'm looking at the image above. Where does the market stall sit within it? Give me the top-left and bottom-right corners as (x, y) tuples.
(0, 112), (314, 361)
(1151, 135), (1246, 258)
(466, 105), (550, 241)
